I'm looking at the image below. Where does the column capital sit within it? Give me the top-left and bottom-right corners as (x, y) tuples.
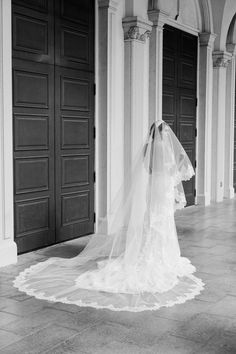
(212, 51), (232, 68)
(148, 9), (168, 28)
(122, 16), (152, 43)
(199, 32), (216, 48)
(98, 0), (118, 11)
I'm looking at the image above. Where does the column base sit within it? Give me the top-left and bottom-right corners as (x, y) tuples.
(196, 193), (211, 206)
(224, 187), (235, 199)
(211, 194), (224, 203)
(0, 239), (17, 267)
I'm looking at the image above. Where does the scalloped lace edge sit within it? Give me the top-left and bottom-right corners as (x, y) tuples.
(13, 259), (205, 312)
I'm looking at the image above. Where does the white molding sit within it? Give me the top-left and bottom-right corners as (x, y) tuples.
(0, 240), (17, 267)
(199, 32), (216, 47)
(197, 32), (215, 206)
(123, 14), (151, 188)
(165, 17), (199, 36)
(224, 54), (235, 199)
(148, 9), (168, 27)
(0, 0), (17, 267)
(211, 50), (229, 202)
(197, 193), (211, 206)
(148, 9), (167, 125)
(96, 0), (121, 233)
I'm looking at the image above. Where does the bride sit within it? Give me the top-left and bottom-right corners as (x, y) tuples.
(14, 120), (204, 312)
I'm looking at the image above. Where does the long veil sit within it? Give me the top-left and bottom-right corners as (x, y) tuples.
(13, 120), (204, 312)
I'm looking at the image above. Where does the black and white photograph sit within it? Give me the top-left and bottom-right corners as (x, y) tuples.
(0, 0), (236, 353)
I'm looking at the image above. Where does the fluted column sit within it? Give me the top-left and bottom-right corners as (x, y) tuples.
(148, 10), (167, 126)
(0, 0), (17, 266)
(224, 44), (236, 199)
(211, 51), (232, 202)
(197, 32), (216, 206)
(97, 0), (119, 232)
(122, 16), (152, 172)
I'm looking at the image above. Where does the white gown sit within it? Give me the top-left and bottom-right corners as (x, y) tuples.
(14, 121), (204, 312)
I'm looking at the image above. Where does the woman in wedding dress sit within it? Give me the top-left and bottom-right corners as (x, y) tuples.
(14, 120), (204, 312)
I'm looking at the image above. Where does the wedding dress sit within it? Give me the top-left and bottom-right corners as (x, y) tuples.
(13, 120), (204, 312)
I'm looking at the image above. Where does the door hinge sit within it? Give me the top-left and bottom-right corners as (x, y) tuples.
(93, 126), (96, 139)
(195, 98), (198, 106)
(94, 212), (96, 223)
(195, 128), (197, 137)
(93, 171), (96, 183)
(93, 83), (96, 95)
(194, 160), (197, 168)
(194, 189), (196, 197)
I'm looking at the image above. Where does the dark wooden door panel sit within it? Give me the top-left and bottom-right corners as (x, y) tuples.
(55, 67), (94, 242)
(55, 0), (94, 71)
(162, 86), (177, 132)
(12, 1), (54, 64)
(13, 59), (55, 253)
(163, 25), (197, 205)
(13, 0), (49, 13)
(12, 0), (95, 253)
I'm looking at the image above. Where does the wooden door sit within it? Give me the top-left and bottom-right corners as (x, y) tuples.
(163, 25), (197, 205)
(12, 0), (95, 253)
(54, 0), (95, 242)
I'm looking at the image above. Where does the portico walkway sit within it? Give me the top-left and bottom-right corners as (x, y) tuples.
(0, 198), (236, 353)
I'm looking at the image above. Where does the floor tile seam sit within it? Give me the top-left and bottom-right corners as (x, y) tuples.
(0, 317), (71, 339)
(0, 319), (89, 352)
(0, 309), (24, 319)
(0, 331), (24, 351)
(167, 332), (210, 346)
(44, 306), (84, 314)
(107, 338), (156, 349)
(196, 296), (226, 304)
(0, 322), (56, 351)
(0, 305), (47, 317)
(227, 293), (236, 297)
(167, 330), (216, 344)
(50, 319), (105, 334)
(205, 311), (236, 319)
(40, 332), (86, 354)
(191, 328), (234, 353)
(42, 323), (102, 354)
(0, 327), (22, 337)
(43, 305), (107, 319)
(147, 315), (184, 324)
(151, 314), (191, 322)
(7, 295), (34, 302)
(203, 310), (236, 320)
(7, 296), (33, 303)
(0, 325), (25, 338)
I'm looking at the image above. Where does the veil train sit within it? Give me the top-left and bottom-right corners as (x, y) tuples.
(13, 120), (204, 312)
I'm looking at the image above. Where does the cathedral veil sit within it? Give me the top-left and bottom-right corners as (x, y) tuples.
(13, 120), (204, 312)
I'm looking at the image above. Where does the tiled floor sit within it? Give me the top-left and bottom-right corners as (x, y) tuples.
(0, 198), (236, 353)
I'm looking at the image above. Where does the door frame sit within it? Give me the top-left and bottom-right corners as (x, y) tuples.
(162, 23), (198, 206)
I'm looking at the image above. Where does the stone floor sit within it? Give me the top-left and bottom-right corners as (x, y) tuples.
(0, 198), (236, 354)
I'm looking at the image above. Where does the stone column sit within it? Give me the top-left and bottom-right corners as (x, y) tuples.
(148, 10), (167, 125)
(96, 0), (119, 232)
(0, 0), (17, 266)
(122, 16), (152, 170)
(211, 51), (231, 202)
(197, 33), (216, 206)
(224, 44), (236, 199)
